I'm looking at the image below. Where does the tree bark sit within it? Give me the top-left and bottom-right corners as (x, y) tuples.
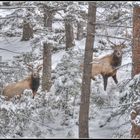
(79, 2), (96, 138)
(42, 43), (52, 91)
(44, 7), (54, 31)
(77, 21), (84, 40)
(21, 20), (33, 41)
(65, 20), (75, 50)
(42, 5), (54, 91)
(131, 104), (140, 138)
(132, 6), (140, 77)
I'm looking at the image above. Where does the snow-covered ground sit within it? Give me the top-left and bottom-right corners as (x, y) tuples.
(0, 37), (66, 71)
(52, 50), (66, 70)
(0, 37), (31, 62)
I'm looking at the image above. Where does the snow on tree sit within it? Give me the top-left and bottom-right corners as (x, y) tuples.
(0, 1), (139, 139)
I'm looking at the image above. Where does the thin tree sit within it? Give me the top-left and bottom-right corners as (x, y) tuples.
(65, 15), (75, 50)
(21, 19), (33, 41)
(42, 42), (52, 91)
(79, 2), (96, 138)
(132, 6), (140, 77)
(42, 5), (53, 91)
(43, 5), (55, 31)
(77, 21), (84, 40)
(77, 8), (86, 40)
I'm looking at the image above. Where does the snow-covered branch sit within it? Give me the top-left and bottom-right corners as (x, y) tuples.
(95, 22), (132, 28)
(0, 15), (23, 20)
(91, 33), (131, 41)
(0, 6), (36, 9)
(0, 47), (22, 54)
(102, 101), (140, 109)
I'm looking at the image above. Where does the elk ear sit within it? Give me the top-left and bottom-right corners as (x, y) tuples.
(110, 45), (116, 49)
(121, 45), (126, 49)
(26, 64), (33, 71)
(119, 41), (127, 49)
(37, 65), (43, 72)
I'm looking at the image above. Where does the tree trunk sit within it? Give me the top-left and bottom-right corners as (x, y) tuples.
(131, 104), (140, 138)
(79, 2), (96, 138)
(44, 8), (54, 31)
(3, 1), (11, 6)
(42, 43), (52, 91)
(21, 20), (33, 41)
(47, 13), (53, 31)
(77, 21), (84, 40)
(132, 6), (140, 77)
(42, 6), (54, 91)
(65, 21), (75, 50)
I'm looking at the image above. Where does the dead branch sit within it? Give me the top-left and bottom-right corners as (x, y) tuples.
(0, 6), (36, 9)
(91, 33), (132, 41)
(0, 47), (22, 54)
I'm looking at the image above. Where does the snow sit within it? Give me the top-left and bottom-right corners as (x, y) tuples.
(0, 9), (14, 17)
(0, 2), (135, 139)
(0, 37), (32, 62)
(52, 50), (66, 70)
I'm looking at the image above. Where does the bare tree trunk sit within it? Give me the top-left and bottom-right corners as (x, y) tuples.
(3, 1), (11, 6)
(44, 12), (53, 30)
(44, 7), (54, 31)
(79, 2), (96, 138)
(65, 21), (75, 50)
(44, 10), (47, 27)
(42, 6), (54, 91)
(131, 104), (140, 138)
(42, 43), (52, 91)
(47, 13), (53, 30)
(132, 6), (140, 77)
(21, 20), (33, 41)
(77, 21), (84, 40)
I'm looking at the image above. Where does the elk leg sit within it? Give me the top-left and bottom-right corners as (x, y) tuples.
(32, 92), (36, 99)
(112, 74), (118, 84)
(17, 94), (21, 99)
(91, 77), (96, 80)
(103, 75), (108, 91)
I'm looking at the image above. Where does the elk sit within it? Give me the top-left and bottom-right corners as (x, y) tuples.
(2, 64), (43, 100)
(90, 41), (126, 90)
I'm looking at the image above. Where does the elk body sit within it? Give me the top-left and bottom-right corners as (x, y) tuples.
(91, 43), (125, 90)
(2, 64), (43, 100)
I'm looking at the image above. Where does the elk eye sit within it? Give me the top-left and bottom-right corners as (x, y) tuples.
(33, 73), (37, 77)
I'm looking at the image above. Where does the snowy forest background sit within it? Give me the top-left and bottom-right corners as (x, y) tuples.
(0, 1), (140, 138)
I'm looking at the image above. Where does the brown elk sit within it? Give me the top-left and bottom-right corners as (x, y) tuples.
(90, 41), (126, 90)
(2, 64), (43, 100)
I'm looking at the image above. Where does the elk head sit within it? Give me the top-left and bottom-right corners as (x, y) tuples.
(111, 41), (126, 58)
(26, 64), (43, 78)
(26, 64), (43, 99)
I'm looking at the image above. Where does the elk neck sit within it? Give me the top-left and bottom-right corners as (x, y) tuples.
(30, 75), (40, 92)
(111, 54), (122, 68)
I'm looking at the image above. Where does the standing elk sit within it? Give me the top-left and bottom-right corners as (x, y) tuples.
(91, 41), (126, 90)
(80, 41), (126, 91)
(2, 64), (43, 100)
